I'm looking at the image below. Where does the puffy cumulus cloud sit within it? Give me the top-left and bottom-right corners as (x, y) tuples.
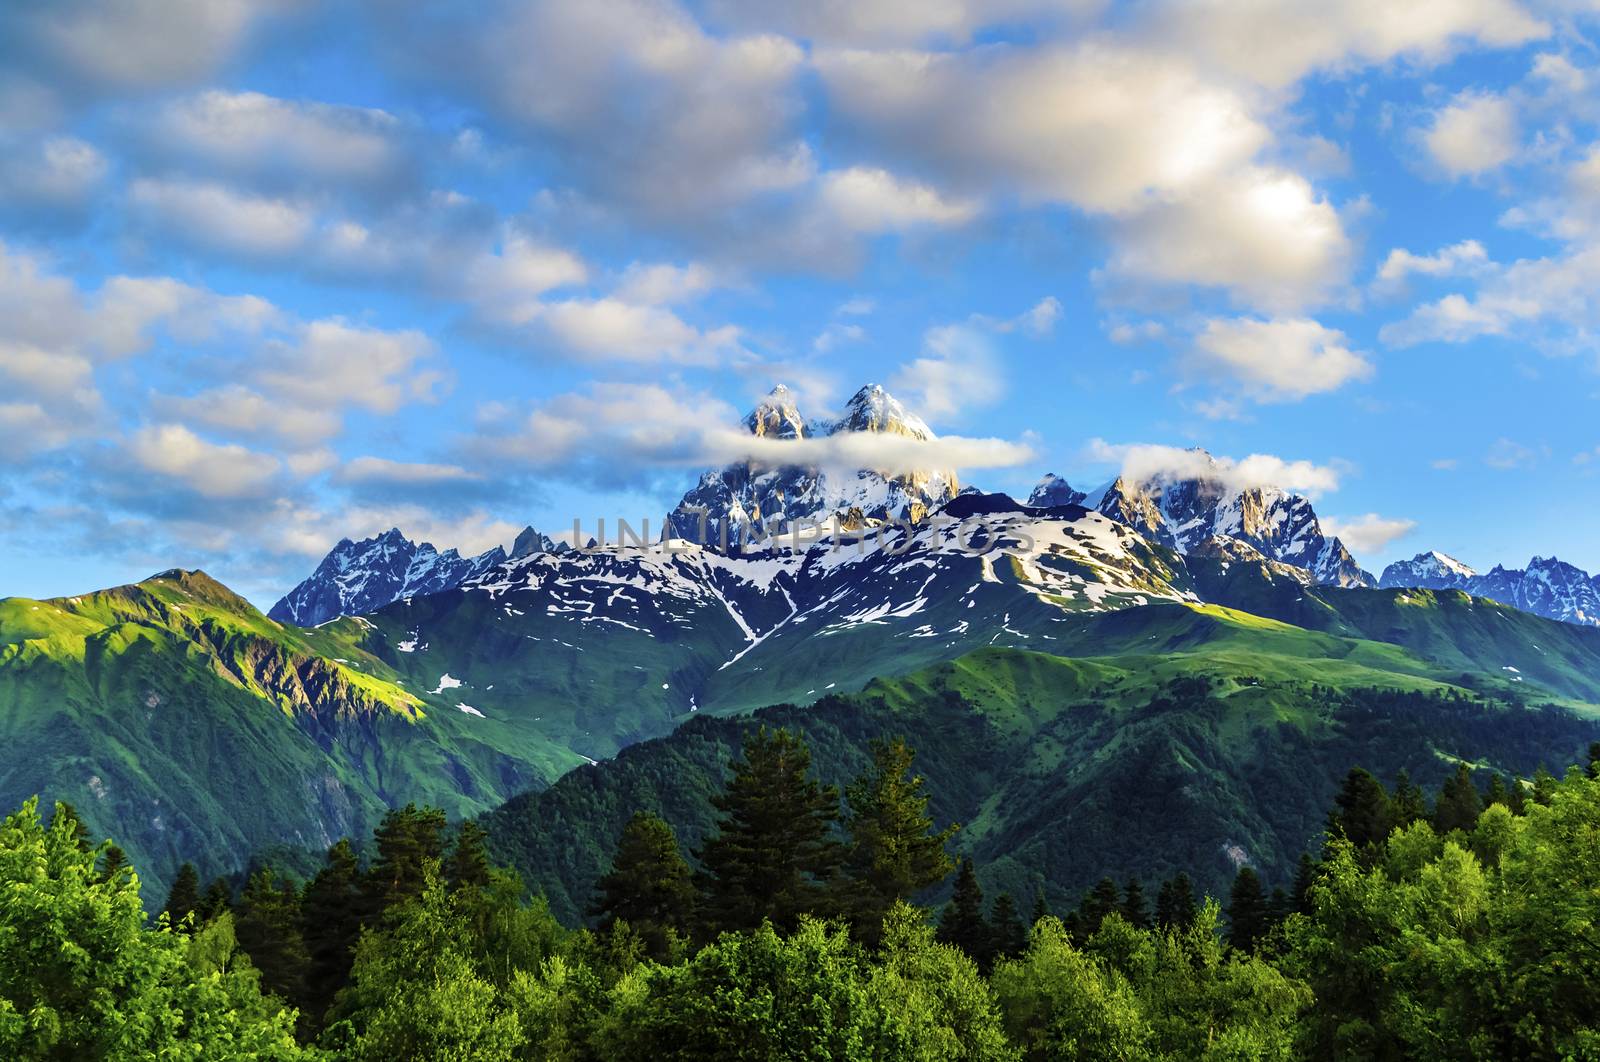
(154, 386), (342, 448)
(0, 136), (108, 229)
(818, 43), (1351, 309)
(463, 232), (592, 325)
(891, 324), (1004, 419)
(1424, 91), (1520, 177)
(1146, 0), (1545, 90)
(817, 42), (1269, 215)
(0, 0), (293, 132)
(704, 0), (1096, 46)
(378, 0), (808, 220)
(257, 320), (443, 416)
(817, 167), (982, 232)
(1103, 167), (1352, 311)
(614, 261), (719, 305)
(1375, 239), (1490, 288)
(1191, 316), (1373, 401)
(128, 177), (317, 258)
(1086, 439), (1344, 497)
(138, 90), (416, 196)
(1320, 512), (1418, 555)
(127, 424), (283, 499)
(526, 298), (745, 365)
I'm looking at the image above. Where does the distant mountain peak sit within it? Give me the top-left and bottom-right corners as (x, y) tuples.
(1381, 550), (1600, 627)
(745, 384), (807, 440)
(1027, 473), (1087, 508)
(837, 383), (932, 439)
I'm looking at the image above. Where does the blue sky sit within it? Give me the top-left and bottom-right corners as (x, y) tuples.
(3, 0), (1600, 606)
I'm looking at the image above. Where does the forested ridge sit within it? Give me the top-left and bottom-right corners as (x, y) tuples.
(4, 724), (1600, 1059)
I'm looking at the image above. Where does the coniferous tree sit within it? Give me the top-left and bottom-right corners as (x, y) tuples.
(200, 876), (233, 921)
(446, 821), (493, 892)
(1391, 769), (1428, 826)
(1155, 873), (1197, 931)
(301, 839), (363, 1023)
(1484, 772), (1510, 809)
(1505, 775), (1527, 815)
(362, 804), (448, 919)
(98, 843), (128, 883)
(838, 737), (957, 944)
(1588, 741), (1600, 779)
(1433, 764), (1484, 835)
(591, 811), (695, 960)
(234, 866), (310, 1012)
(1330, 768), (1393, 852)
(1078, 877), (1122, 937)
(1531, 766), (1558, 806)
(989, 893), (1027, 961)
(1227, 866), (1270, 953)
(163, 862), (202, 929)
(1292, 853), (1318, 916)
(1030, 890), (1050, 929)
(937, 857), (990, 966)
(696, 727), (842, 935)
(1121, 878), (1150, 929)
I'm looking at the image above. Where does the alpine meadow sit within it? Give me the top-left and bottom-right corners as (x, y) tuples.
(5, 1), (1600, 1059)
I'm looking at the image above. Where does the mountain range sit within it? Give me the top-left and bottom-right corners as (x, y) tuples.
(6, 381), (1600, 903)
(1380, 551), (1600, 628)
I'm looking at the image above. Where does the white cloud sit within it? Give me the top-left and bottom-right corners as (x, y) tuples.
(128, 177), (316, 258)
(0, 136), (107, 222)
(143, 90), (412, 193)
(891, 323), (1004, 419)
(336, 457), (484, 485)
(1375, 239), (1490, 287)
(1105, 167), (1352, 310)
(257, 320), (442, 415)
(1017, 296), (1062, 336)
(613, 261), (718, 305)
(1191, 316), (1373, 401)
(530, 297), (744, 364)
(1320, 512), (1417, 554)
(1485, 436), (1539, 469)
(817, 167), (981, 232)
(1148, 0), (1546, 90)
(704, 0), (1095, 46)
(1087, 439), (1343, 496)
(157, 386), (342, 447)
(128, 424), (282, 499)
(1425, 91), (1519, 176)
(1379, 244), (1600, 348)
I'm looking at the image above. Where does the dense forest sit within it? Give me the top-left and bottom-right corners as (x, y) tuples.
(4, 723), (1600, 1059)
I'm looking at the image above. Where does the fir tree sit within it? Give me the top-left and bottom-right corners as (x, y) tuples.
(1227, 866), (1270, 954)
(696, 727), (843, 934)
(989, 893), (1027, 961)
(234, 866), (310, 1012)
(1392, 769), (1429, 826)
(199, 877), (233, 921)
(1484, 773), (1510, 809)
(163, 862), (201, 930)
(1030, 890), (1050, 929)
(1532, 766), (1558, 806)
(1330, 768), (1393, 851)
(1292, 853), (1318, 916)
(937, 857), (990, 967)
(98, 843), (128, 883)
(1155, 873), (1197, 931)
(1505, 775), (1527, 815)
(1121, 878), (1150, 929)
(1589, 741), (1600, 780)
(446, 821), (493, 892)
(362, 804), (448, 919)
(301, 839), (363, 1024)
(1433, 764), (1484, 835)
(838, 737), (958, 945)
(591, 811), (695, 960)
(1078, 877), (1122, 937)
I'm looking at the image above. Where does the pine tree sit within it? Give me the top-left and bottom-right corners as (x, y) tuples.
(1505, 775), (1527, 815)
(990, 893), (1027, 961)
(937, 858), (991, 967)
(446, 821), (493, 892)
(591, 811), (695, 960)
(838, 737), (958, 945)
(234, 866), (310, 1012)
(1121, 878), (1150, 929)
(199, 877), (233, 920)
(696, 727), (843, 934)
(1532, 766), (1558, 806)
(301, 839), (363, 1024)
(1330, 768), (1393, 851)
(1292, 853), (1318, 916)
(1030, 890), (1050, 929)
(1227, 866), (1270, 953)
(163, 862), (202, 930)
(1155, 873), (1197, 931)
(1484, 772), (1510, 808)
(98, 843), (128, 883)
(1392, 769), (1429, 826)
(1433, 764), (1484, 835)
(1588, 741), (1600, 780)
(362, 803), (448, 919)
(1078, 877), (1122, 936)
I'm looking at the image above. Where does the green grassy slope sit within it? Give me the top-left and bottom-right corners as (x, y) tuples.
(0, 570), (583, 900)
(483, 636), (1600, 925)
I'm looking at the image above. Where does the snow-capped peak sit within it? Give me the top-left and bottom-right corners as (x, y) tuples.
(745, 384), (807, 440)
(1027, 473), (1088, 508)
(834, 383), (933, 440)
